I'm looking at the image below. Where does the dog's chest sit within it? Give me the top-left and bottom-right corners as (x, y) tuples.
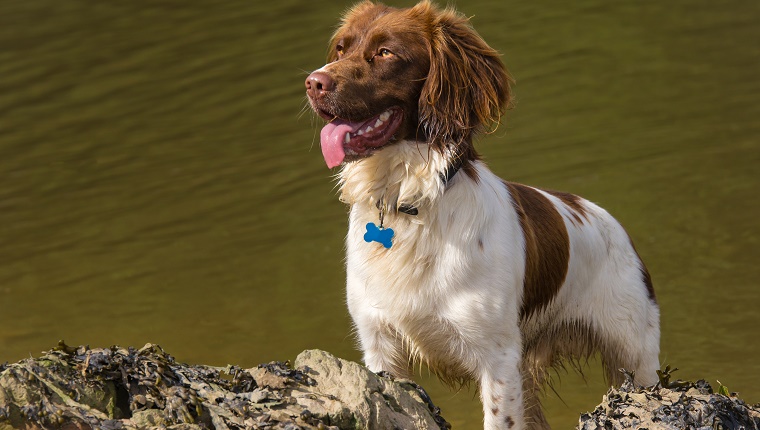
(346, 206), (477, 303)
(345, 199), (522, 363)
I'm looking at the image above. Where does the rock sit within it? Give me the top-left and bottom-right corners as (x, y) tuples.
(0, 342), (449, 430)
(577, 369), (760, 430)
(9, 343), (756, 430)
(294, 350), (448, 430)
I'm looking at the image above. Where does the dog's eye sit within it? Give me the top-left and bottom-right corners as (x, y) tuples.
(378, 48), (394, 58)
(336, 44), (344, 57)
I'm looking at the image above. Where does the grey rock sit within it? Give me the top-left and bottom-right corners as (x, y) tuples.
(0, 342), (450, 430)
(577, 370), (760, 430)
(294, 349), (448, 430)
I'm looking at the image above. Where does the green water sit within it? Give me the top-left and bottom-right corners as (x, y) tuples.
(1, 0), (758, 428)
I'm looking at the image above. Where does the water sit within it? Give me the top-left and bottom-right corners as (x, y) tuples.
(1, 1), (758, 428)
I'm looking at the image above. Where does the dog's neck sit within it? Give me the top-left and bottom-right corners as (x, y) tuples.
(338, 141), (462, 214)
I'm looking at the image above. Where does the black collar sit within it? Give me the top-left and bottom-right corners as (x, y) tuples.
(397, 157), (465, 216)
(440, 155), (465, 187)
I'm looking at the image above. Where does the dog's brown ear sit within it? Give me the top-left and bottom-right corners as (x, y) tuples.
(418, 3), (512, 148)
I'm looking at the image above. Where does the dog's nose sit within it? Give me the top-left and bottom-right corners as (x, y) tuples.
(305, 72), (336, 99)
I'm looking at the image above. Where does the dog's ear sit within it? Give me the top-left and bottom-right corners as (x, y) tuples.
(418, 3), (512, 147)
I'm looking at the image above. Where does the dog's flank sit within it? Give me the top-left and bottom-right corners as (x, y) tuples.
(305, 2), (660, 429)
(506, 183), (571, 320)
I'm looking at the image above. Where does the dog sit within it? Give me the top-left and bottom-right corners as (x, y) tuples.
(304, 1), (660, 429)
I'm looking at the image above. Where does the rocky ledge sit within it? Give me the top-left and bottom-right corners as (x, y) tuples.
(578, 367), (760, 429)
(0, 343), (449, 429)
(2, 344), (759, 430)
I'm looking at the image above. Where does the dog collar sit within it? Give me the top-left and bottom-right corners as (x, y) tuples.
(397, 157), (464, 216)
(440, 156), (465, 188)
(364, 158), (465, 248)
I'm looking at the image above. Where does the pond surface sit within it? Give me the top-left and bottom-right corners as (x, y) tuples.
(1, 0), (758, 428)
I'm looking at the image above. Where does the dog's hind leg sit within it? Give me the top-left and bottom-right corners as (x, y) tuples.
(634, 314), (661, 387)
(600, 304), (661, 387)
(590, 273), (661, 387)
(520, 366), (551, 430)
(518, 341), (558, 430)
(582, 218), (662, 387)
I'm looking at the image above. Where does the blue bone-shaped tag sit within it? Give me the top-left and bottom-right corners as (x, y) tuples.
(364, 222), (394, 249)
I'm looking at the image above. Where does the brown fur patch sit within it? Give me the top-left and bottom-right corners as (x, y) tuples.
(641, 266), (655, 302)
(505, 416), (515, 428)
(506, 183), (570, 319)
(626, 233), (657, 302)
(545, 189), (589, 225)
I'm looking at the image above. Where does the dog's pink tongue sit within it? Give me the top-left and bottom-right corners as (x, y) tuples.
(320, 121), (353, 169)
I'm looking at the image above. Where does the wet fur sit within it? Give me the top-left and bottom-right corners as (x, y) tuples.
(307, 2), (660, 429)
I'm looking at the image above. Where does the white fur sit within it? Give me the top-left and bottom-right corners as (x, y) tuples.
(339, 141), (660, 430)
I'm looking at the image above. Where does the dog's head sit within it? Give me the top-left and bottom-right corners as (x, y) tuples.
(306, 0), (512, 168)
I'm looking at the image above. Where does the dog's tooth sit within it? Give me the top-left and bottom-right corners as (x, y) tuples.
(375, 119), (383, 127)
(365, 125), (373, 133)
(358, 129), (364, 135)
(344, 133), (350, 143)
(380, 111), (390, 121)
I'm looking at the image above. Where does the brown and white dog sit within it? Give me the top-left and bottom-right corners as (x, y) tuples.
(304, 1), (660, 429)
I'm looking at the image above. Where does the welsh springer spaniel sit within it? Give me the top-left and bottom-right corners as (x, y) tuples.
(305, 1), (660, 429)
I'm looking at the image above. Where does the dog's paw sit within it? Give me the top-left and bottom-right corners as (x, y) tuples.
(375, 370), (395, 380)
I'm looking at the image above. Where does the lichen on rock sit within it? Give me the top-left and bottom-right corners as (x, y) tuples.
(578, 368), (760, 430)
(0, 342), (450, 430)
(5, 343), (758, 430)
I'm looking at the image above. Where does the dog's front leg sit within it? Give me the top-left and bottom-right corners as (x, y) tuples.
(480, 345), (525, 430)
(353, 314), (410, 378)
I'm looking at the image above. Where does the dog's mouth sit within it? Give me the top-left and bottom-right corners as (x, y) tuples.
(319, 107), (403, 168)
